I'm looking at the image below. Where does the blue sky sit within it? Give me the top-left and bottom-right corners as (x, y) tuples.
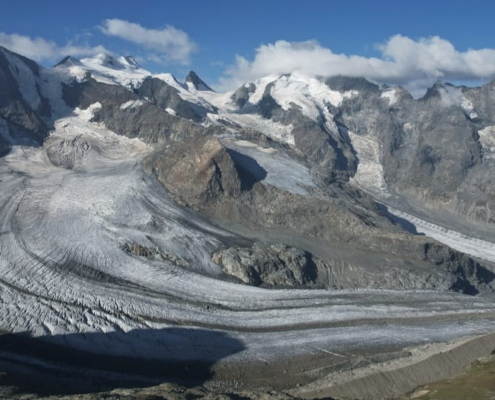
(1, 0), (495, 93)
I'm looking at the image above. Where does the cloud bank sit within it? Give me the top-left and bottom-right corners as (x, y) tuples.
(218, 36), (495, 95)
(100, 19), (196, 65)
(0, 32), (109, 62)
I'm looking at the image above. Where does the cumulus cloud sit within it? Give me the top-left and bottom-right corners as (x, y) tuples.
(0, 32), (109, 62)
(218, 36), (495, 95)
(101, 19), (196, 65)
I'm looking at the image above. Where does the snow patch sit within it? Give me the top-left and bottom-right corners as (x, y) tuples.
(222, 138), (315, 195)
(198, 90), (237, 112)
(165, 107), (177, 115)
(120, 100), (143, 110)
(74, 102), (102, 121)
(461, 97), (479, 118)
(348, 130), (388, 196)
(215, 113), (295, 145)
(478, 126), (495, 160)
(381, 88), (399, 105)
(248, 75), (280, 105)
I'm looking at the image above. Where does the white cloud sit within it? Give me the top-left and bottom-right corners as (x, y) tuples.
(218, 36), (495, 95)
(101, 19), (196, 65)
(0, 32), (109, 63)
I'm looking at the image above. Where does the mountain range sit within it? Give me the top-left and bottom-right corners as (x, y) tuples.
(1, 46), (495, 399)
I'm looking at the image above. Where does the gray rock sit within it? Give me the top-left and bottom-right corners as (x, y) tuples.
(62, 79), (218, 144)
(138, 77), (206, 122)
(325, 75), (381, 95)
(184, 70), (214, 91)
(231, 82), (256, 109)
(144, 135), (242, 206)
(0, 47), (49, 152)
(213, 243), (323, 287)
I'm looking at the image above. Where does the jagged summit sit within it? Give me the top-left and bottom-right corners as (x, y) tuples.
(81, 53), (135, 71)
(420, 80), (458, 102)
(53, 55), (82, 68)
(185, 71), (213, 91)
(325, 75), (380, 94)
(53, 52), (150, 89)
(54, 54), (143, 75)
(122, 55), (141, 69)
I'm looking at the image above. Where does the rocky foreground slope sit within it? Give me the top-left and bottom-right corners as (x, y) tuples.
(1, 46), (495, 399)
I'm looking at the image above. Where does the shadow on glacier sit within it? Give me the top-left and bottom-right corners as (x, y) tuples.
(378, 203), (425, 236)
(0, 327), (245, 396)
(227, 149), (267, 191)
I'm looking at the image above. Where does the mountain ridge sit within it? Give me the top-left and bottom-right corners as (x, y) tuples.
(2, 45), (495, 400)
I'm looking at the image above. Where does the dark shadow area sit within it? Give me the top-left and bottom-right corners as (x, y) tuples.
(227, 149), (267, 191)
(0, 327), (245, 396)
(377, 203), (425, 236)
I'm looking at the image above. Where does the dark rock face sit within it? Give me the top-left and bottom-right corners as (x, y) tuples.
(62, 79), (212, 144)
(325, 75), (381, 95)
(185, 70), (213, 91)
(335, 78), (495, 226)
(138, 77), (203, 122)
(53, 55), (82, 68)
(213, 244), (324, 287)
(231, 83), (256, 109)
(0, 47), (49, 153)
(144, 136), (242, 206)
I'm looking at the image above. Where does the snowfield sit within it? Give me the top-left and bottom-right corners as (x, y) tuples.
(57, 53), (151, 89)
(221, 137), (316, 195)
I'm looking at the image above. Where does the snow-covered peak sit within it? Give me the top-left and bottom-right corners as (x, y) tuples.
(55, 53), (151, 89)
(53, 56), (82, 68)
(242, 72), (356, 121)
(83, 53), (115, 67)
(153, 72), (182, 87)
(423, 82), (477, 116)
(154, 73), (218, 113)
(185, 71), (213, 92)
(121, 55), (141, 69)
(80, 53), (144, 72)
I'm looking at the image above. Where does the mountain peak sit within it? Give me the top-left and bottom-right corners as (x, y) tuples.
(84, 53), (117, 67)
(79, 53), (142, 72)
(53, 55), (82, 68)
(325, 75), (380, 94)
(185, 71), (213, 92)
(421, 80), (449, 101)
(122, 55), (141, 69)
